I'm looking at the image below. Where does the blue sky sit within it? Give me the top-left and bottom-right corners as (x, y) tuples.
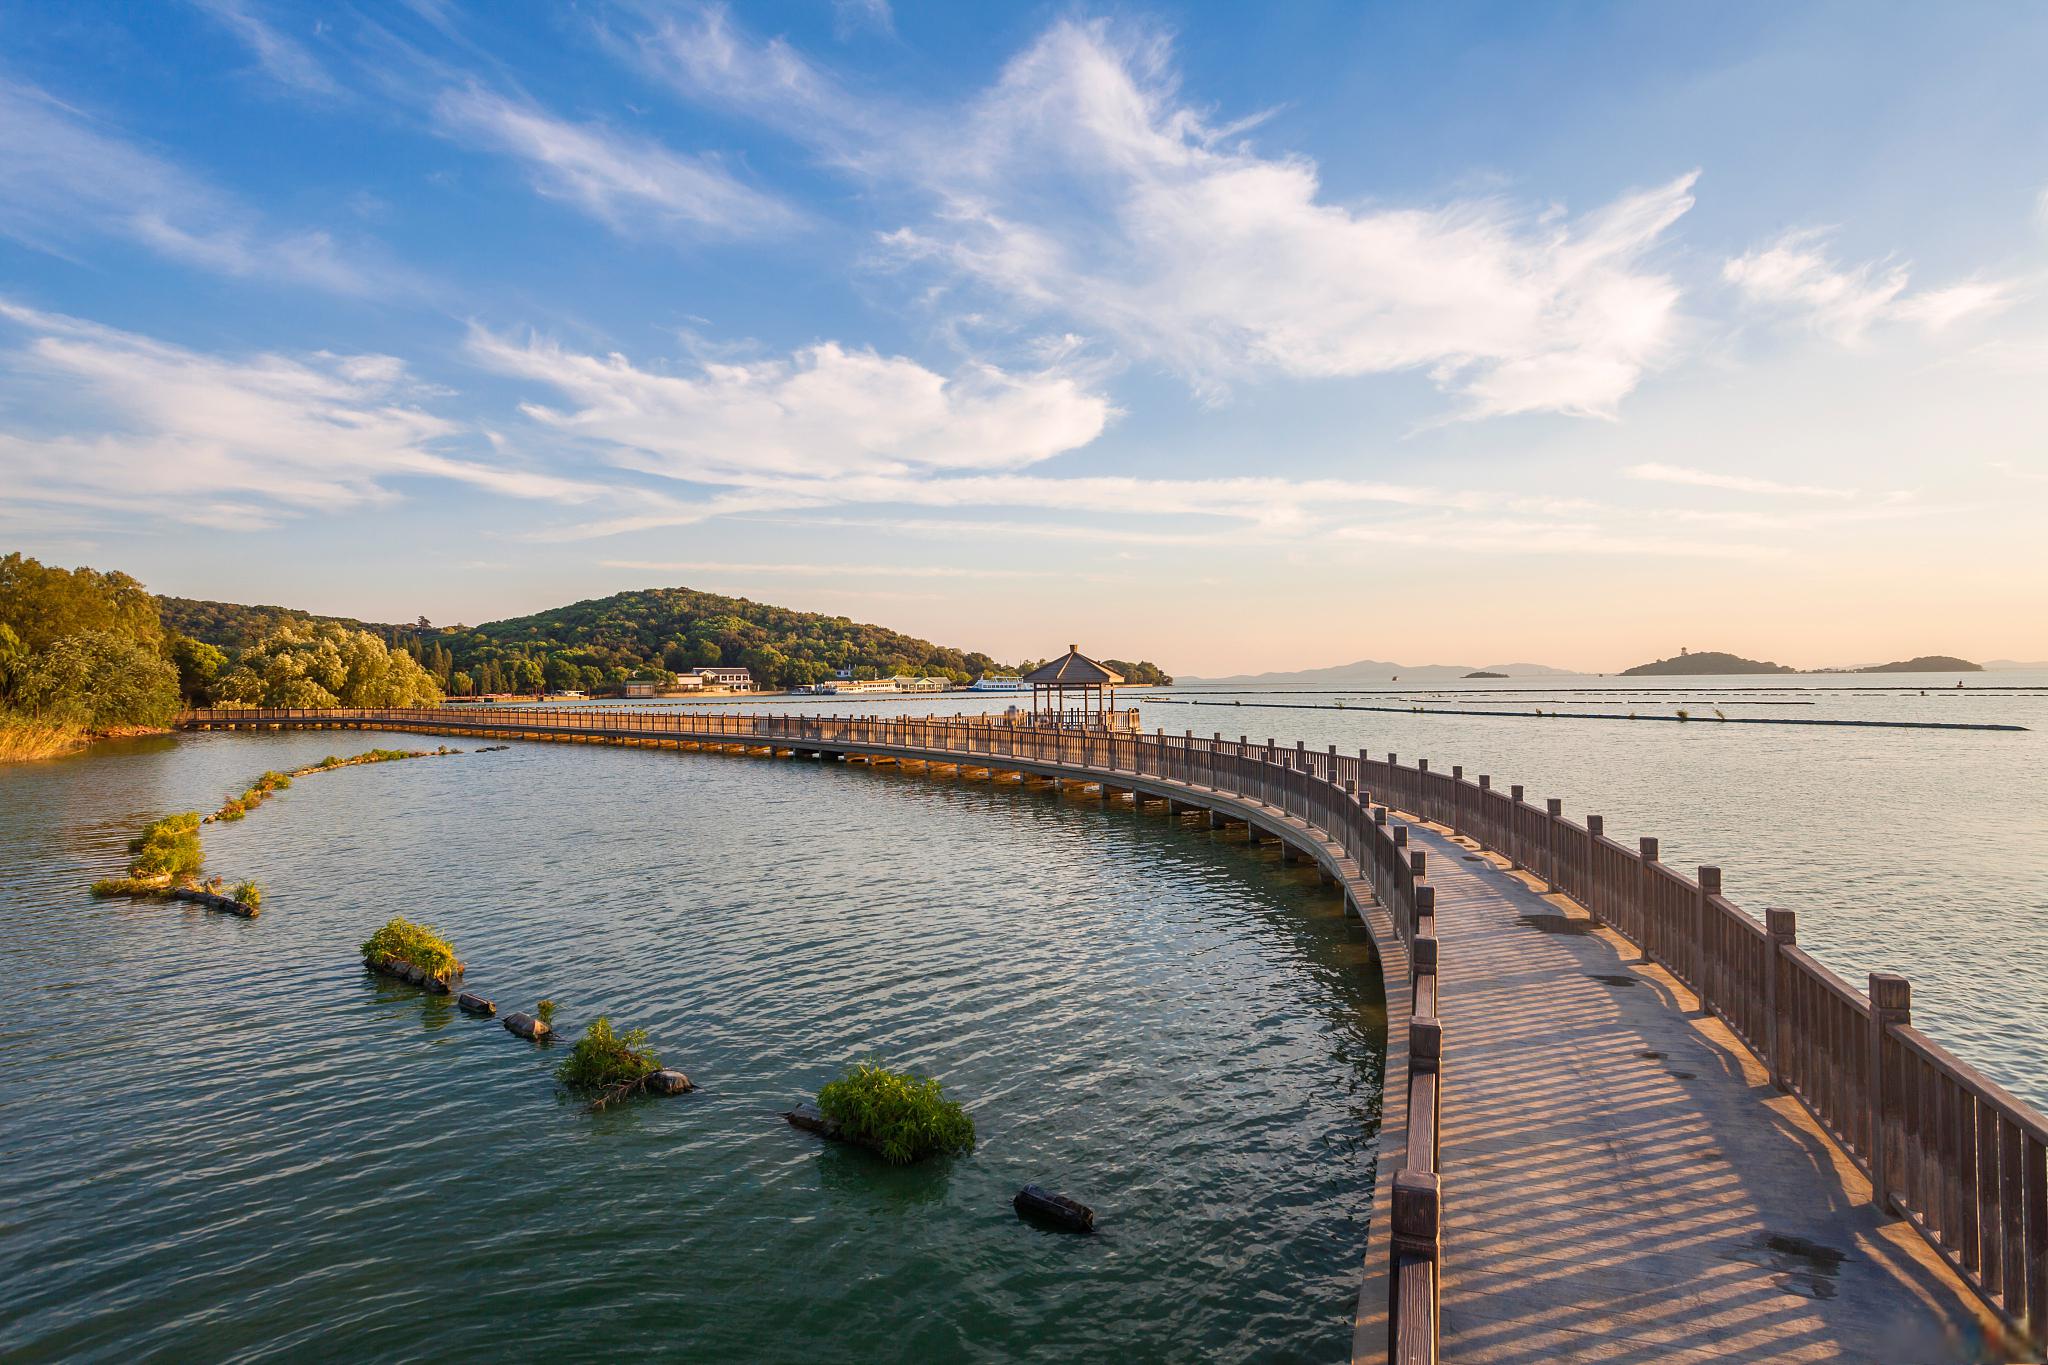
(2, 1), (2044, 672)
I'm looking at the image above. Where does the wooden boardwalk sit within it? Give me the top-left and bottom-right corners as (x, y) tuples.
(1409, 818), (2007, 1362)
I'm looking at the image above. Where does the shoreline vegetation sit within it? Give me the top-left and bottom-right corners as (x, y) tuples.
(2, 551), (441, 767)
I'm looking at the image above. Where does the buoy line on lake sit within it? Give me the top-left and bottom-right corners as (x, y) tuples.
(1146, 697), (2027, 731)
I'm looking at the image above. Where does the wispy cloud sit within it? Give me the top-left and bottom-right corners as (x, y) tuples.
(600, 559), (1062, 580)
(0, 301), (604, 528)
(1625, 462), (1860, 499)
(1723, 229), (2014, 343)
(0, 78), (396, 293)
(190, 0), (341, 96)
(632, 11), (1697, 418)
(431, 86), (797, 238)
(832, 0), (894, 40)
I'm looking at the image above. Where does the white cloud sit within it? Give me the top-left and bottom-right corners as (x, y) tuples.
(1723, 229), (2012, 342)
(0, 302), (602, 528)
(1625, 462), (1859, 499)
(466, 326), (1113, 484)
(0, 79), (392, 293)
(628, 12), (1696, 418)
(190, 0), (341, 96)
(904, 21), (1694, 416)
(431, 86), (796, 237)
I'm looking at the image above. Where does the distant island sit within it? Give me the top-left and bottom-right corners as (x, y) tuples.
(1622, 650), (1794, 677)
(1463, 671), (1507, 679)
(1850, 656), (1983, 673)
(1623, 648), (1984, 677)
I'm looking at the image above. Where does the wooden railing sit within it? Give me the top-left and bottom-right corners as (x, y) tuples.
(181, 707), (2048, 1356)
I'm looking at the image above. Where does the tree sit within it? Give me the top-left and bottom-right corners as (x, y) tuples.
(12, 632), (181, 728)
(0, 553), (163, 653)
(216, 622), (442, 708)
(168, 634), (227, 704)
(449, 669), (475, 696)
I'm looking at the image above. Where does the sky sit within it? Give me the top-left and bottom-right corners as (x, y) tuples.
(1, 1), (2044, 675)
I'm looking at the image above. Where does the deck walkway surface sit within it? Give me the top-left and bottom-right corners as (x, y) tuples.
(1405, 818), (2009, 1363)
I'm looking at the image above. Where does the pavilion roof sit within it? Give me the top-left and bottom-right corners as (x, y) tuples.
(1022, 646), (1124, 686)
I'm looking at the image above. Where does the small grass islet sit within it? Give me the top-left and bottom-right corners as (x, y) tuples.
(557, 1016), (667, 1110)
(815, 1060), (976, 1165)
(90, 812), (204, 897)
(360, 915), (462, 989)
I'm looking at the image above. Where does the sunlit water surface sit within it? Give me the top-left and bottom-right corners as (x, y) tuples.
(0, 730), (1385, 1361)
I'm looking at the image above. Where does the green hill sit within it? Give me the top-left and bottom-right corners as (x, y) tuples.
(162, 584), (1172, 695)
(1621, 650), (1795, 677)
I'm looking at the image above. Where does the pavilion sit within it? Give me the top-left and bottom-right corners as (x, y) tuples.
(1021, 645), (1124, 727)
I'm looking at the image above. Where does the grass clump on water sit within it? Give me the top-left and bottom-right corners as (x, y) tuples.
(557, 1016), (663, 1108)
(360, 916), (461, 985)
(817, 1060), (975, 1164)
(91, 812), (204, 897)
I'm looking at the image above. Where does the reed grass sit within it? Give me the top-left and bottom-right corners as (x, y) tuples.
(360, 916), (461, 984)
(816, 1060), (975, 1164)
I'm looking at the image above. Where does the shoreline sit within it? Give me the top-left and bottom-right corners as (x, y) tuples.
(0, 720), (174, 765)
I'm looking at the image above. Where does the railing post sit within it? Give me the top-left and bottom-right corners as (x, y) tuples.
(1637, 837), (1659, 965)
(1544, 798), (1562, 892)
(1508, 785), (1524, 869)
(1696, 867), (1721, 1016)
(1869, 972), (1912, 1216)
(1389, 1170), (1441, 1359)
(1764, 908), (1795, 1092)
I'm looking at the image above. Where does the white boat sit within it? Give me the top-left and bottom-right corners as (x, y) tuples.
(968, 675), (1025, 692)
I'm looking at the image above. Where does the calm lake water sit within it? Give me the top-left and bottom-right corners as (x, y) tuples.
(0, 727), (1384, 1362)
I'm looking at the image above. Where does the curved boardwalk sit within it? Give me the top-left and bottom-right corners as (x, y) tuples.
(1411, 820), (2002, 1362)
(180, 707), (2034, 1363)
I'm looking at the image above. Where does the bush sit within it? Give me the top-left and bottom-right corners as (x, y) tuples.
(128, 813), (203, 880)
(537, 998), (557, 1026)
(360, 916), (461, 984)
(556, 1016), (659, 1091)
(231, 881), (262, 910)
(816, 1060), (975, 1164)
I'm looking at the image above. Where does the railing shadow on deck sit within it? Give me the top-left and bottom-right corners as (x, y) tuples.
(178, 707), (2048, 1361)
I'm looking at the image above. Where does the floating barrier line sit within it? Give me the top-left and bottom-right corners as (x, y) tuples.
(1146, 697), (2027, 731)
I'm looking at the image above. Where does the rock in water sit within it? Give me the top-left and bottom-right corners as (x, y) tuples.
(783, 1102), (842, 1139)
(648, 1069), (694, 1095)
(1014, 1184), (1095, 1233)
(504, 1012), (551, 1041)
(457, 992), (496, 1017)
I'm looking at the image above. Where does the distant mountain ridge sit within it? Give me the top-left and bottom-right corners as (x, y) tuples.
(1180, 658), (1572, 685)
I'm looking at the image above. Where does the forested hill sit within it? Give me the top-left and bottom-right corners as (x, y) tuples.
(161, 585), (1172, 694)
(159, 596), (388, 652)
(461, 586), (1006, 691)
